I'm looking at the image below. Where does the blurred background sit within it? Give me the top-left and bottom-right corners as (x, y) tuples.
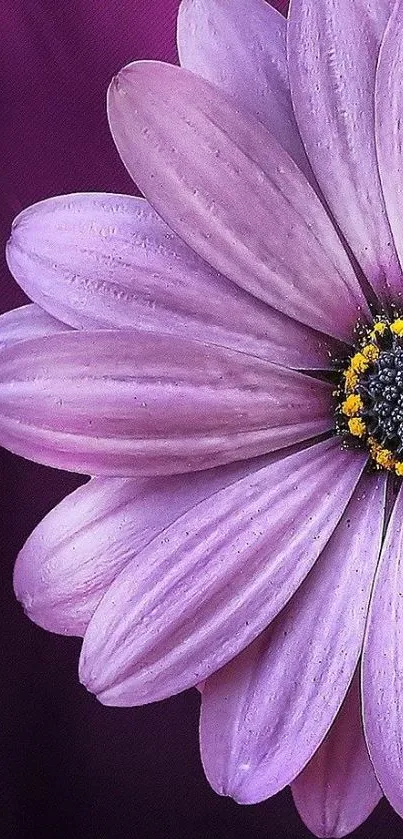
(0, 0), (402, 836)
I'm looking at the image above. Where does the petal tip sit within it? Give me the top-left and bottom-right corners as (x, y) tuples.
(109, 72), (127, 96)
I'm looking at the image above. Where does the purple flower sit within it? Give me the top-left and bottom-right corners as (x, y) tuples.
(2, 0), (403, 835)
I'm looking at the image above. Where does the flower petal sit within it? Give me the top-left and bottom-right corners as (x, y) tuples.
(177, 0), (312, 178)
(107, 61), (369, 342)
(6, 193), (340, 370)
(14, 454), (281, 636)
(288, 0), (400, 304)
(291, 671), (382, 838)
(199, 471), (385, 804)
(375, 0), (403, 289)
(79, 438), (367, 706)
(362, 484), (403, 816)
(0, 304), (69, 349)
(0, 329), (334, 476)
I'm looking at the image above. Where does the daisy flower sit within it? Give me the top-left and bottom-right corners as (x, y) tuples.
(2, 0), (403, 835)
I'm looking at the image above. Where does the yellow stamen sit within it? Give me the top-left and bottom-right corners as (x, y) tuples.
(341, 394), (363, 417)
(343, 367), (359, 392)
(370, 321), (388, 339)
(362, 343), (379, 362)
(391, 318), (403, 336)
(374, 448), (396, 470)
(348, 417), (366, 437)
(350, 352), (369, 374)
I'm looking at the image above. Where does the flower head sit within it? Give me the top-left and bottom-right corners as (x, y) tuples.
(3, 0), (403, 835)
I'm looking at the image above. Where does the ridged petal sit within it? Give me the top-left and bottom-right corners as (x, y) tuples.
(362, 485), (403, 816)
(199, 472), (385, 803)
(79, 439), (367, 706)
(0, 304), (68, 349)
(375, 0), (403, 291)
(177, 0), (312, 178)
(107, 61), (369, 342)
(14, 453), (283, 636)
(288, 0), (400, 303)
(6, 193), (339, 370)
(0, 329), (333, 476)
(292, 671), (382, 838)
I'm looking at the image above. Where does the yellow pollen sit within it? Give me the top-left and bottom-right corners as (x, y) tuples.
(396, 462), (403, 477)
(391, 318), (403, 336)
(370, 321), (388, 339)
(341, 394), (363, 417)
(367, 437), (395, 469)
(350, 352), (369, 373)
(348, 417), (366, 437)
(343, 367), (359, 392)
(362, 343), (379, 362)
(375, 448), (396, 470)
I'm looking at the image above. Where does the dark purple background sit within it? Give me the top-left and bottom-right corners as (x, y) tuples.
(0, 1), (402, 836)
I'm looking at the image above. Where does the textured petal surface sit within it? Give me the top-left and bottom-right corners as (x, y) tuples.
(288, 0), (400, 304)
(362, 485), (403, 816)
(79, 439), (367, 706)
(14, 453), (283, 636)
(199, 471), (385, 803)
(375, 0), (403, 292)
(0, 304), (69, 349)
(0, 329), (333, 476)
(177, 0), (312, 178)
(292, 671), (382, 838)
(108, 61), (369, 342)
(6, 193), (339, 370)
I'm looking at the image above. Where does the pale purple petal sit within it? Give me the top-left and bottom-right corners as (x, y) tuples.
(6, 193), (340, 370)
(14, 453), (284, 636)
(0, 329), (334, 476)
(288, 0), (400, 304)
(375, 0), (403, 291)
(199, 471), (385, 804)
(362, 484), (403, 816)
(107, 61), (370, 342)
(177, 0), (313, 179)
(0, 304), (69, 349)
(79, 439), (367, 706)
(292, 671), (382, 838)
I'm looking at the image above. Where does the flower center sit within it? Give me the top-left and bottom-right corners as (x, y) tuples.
(336, 317), (403, 475)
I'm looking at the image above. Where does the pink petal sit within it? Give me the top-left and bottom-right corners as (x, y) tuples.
(177, 0), (312, 178)
(375, 0), (403, 289)
(79, 439), (367, 706)
(14, 453), (281, 636)
(199, 471), (385, 804)
(292, 671), (382, 838)
(6, 193), (340, 370)
(107, 61), (369, 342)
(362, 484), (403, 816)
(0, 329), (334, 476)
(288, 0), (400, 304)
(0, 304), (69, 349)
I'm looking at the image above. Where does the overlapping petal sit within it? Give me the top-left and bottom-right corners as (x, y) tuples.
(288, 0), (400, 304)
(291, 671), (382, 838)
(0, 329), (334, 476)
(107, 61), (370, 342)
(362, 485), (403, 816)
(375, 0), (403, 283)
(0, 304), (69, 349)
(78, 439), (367, 707)
(14, 453), (284, 636)
(177, 0), (312, 178)
(199, 471), (385, 804)
(6, 193), (340, 370)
